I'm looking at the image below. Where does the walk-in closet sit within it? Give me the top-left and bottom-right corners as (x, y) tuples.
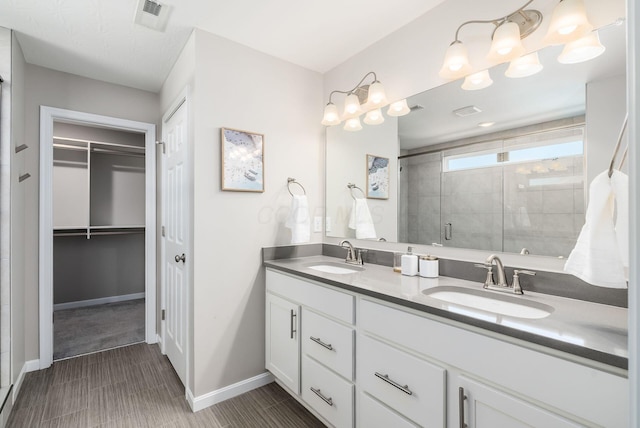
(52, 122), (146, 360)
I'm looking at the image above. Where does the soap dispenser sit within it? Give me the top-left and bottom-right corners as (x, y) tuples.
(401, 246), (419, 276)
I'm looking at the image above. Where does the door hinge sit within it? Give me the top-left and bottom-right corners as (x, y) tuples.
(162, 309), (166, 321)
(161, 226), (165, 237)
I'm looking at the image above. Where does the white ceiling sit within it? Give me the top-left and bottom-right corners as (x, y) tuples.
(0, 0), (447, 92)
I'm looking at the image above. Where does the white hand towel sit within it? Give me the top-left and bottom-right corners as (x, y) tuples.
(564, 170), (628, 288)
(348, 198), (377, 239)
(285, 195), (310, 244)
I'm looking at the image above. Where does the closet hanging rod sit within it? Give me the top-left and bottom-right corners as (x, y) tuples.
(608, 114), (628, 178)
(53, 230), (145, 237)
(53, 136), (145, 152)
(53, 142), (145, 157)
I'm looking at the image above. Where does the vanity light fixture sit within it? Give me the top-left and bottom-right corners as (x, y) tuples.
(438, 0), (542, 80)
(543, 0), (593, 45)
(322, 71), (407, 130)
(557, 31), (605, 64)
(461, 70), (494, 91)
(505, 52), (544, 78)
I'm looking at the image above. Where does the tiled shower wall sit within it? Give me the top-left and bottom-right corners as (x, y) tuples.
(400, 123), (585, 257)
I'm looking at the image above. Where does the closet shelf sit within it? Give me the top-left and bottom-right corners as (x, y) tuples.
(54, 225), (145, 238)
(53, 136), (145, 156)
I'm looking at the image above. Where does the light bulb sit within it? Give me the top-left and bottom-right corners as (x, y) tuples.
(344, 117), (363, 131)
(558, 31), (605, 64)
(343, 93), (362, 118)
(505, 52), (544, 78)
(321, 103), (340, 126)
(364, 109), (385, 125)
(543, 0), (593, 45)
(461, 70), (493, 91)
(487, 21), (525, 63)
(439, 41), (472, 80)
(387, 99), (410, 117)
(367, 81), (387, 106)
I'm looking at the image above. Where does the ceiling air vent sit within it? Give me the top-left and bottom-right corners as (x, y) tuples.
(453, 105), (482, 117)
(134, 0), (170, 32)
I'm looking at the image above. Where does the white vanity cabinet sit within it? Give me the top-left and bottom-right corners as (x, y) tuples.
(265, 267), (628, 428)
(265, 292), (300, 394)
(266, 269), (355, 427)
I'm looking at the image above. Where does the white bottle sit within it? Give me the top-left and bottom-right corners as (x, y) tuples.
(401, 246), (419, 276)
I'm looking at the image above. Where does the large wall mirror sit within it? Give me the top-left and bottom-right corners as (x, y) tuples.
(325, 22), (626, 258)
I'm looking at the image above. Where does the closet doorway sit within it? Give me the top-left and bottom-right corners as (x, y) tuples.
(39, 107), (157, 368)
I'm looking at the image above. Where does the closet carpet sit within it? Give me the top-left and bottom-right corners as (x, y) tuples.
(54, 299), (145, 360)
(7, 343), (325, 428)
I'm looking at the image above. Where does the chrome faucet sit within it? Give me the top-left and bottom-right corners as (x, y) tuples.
(475, 254), (533, 295)
(486, 254), (508, 287)
(339, 240), (363, 265)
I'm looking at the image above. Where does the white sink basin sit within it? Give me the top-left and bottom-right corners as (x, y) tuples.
(306, 262), (363, 275)
(423, 286), (553, 319)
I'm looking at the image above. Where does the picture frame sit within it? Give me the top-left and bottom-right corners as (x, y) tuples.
(221, 127), (265, 192)
(366, 154), (389, 199)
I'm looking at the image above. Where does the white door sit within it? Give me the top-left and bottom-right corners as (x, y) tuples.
(162, 98), (189, 385)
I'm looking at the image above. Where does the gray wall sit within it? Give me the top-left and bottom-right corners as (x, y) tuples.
(23, 62), (160, 362)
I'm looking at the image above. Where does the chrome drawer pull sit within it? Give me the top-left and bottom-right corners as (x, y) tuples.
(310, 336), (334, 351)
(374, 372), (413, 395)
(310, 387), (333, 406)
(290, 310), (297, 339)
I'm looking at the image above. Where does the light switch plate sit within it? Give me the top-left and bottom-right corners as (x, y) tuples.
(313, 216), (322, 232)
(325, 217), (332, 232)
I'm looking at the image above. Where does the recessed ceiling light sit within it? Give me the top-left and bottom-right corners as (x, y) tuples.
(478, 121), (495, 127)
(453, 105), (482, 117)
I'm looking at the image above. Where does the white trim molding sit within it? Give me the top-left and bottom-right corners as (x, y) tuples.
(12, 360), (39, 404)
(186, 372), (275, 412)
(53, 292), (145, 311)
(39, 106), (157, 369)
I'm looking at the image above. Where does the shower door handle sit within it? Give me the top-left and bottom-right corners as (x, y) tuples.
(175, 253), (186, 263)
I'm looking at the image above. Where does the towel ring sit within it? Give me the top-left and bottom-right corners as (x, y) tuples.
(287, 178), (306, 196)
(347, 183), (365, 200)
(608, 114), (628, 178)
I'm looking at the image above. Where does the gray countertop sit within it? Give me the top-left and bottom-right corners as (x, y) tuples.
(264, 255), (628, 372)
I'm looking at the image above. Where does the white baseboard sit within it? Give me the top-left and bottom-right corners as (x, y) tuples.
(187, 372), (275, 412)
(12, 360), (39, 405)
(53, 292), (145, 311)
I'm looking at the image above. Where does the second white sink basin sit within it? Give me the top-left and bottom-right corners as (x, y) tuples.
(423, 286), (553, 319)
(306, 262), (363, 275)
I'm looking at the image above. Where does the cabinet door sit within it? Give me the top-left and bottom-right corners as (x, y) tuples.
(457, 376), (582, 428)
(266, 293), (300, 394)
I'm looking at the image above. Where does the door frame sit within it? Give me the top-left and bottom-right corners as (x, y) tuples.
(39, 106), (157, 368)
(159, 87), (190, 391)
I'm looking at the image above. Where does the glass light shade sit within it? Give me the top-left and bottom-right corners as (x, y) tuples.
(558, 31), (605, 64)
(487, 21), (525, 62)
(367, 81), (388, 106)
(321, 103), (340, 126)
(438, 41), (472, 80)
(343, 93), (363, 117)
(344, 117), (363, 131)
(387, 99), (410, 117)
(505, 52), (544, 78)
(461, 70), (493, 90)
(364, 109), (385, 125)
(543, 0), (593, 45)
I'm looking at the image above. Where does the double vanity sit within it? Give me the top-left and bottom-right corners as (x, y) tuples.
(264, 250), (628, 428)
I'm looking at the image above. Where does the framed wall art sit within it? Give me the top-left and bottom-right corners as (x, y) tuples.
(221, 127), (264, 192)
(366, 154), (389, 199)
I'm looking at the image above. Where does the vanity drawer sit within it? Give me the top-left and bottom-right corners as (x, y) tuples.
(302, 308), (354, 380)
(302, 355), (354, 428)
(358, 392), (418, 428)
(357, 334), (445, 428)
(266, 269), (354, 323)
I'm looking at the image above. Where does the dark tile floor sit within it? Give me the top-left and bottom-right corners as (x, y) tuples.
(7, 343), (325, 427)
